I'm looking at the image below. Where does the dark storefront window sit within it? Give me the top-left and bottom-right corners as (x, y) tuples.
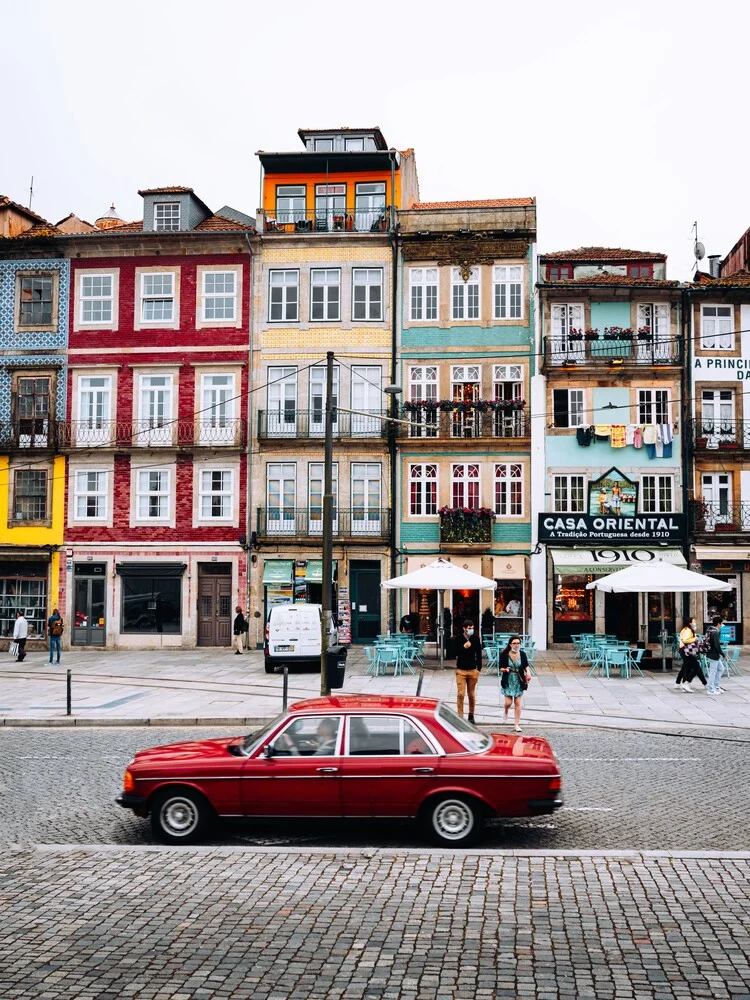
(118, 565), (184, 634)
(553, 573), (594, 642)
(0, 562), (47, 637)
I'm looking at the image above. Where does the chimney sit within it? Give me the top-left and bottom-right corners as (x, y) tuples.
(708, 254), (721, 279)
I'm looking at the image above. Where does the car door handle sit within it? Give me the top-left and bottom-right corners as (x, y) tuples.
(412, 767), (435, 774)
(316, 767), (339, 774)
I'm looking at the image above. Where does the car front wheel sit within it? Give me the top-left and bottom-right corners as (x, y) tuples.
(150, 788), (211, 845)
(423, 795), (483, 847)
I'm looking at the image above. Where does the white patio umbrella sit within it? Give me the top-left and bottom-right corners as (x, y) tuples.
(382, 557), (496, 669)
(586, 560), (730, 671)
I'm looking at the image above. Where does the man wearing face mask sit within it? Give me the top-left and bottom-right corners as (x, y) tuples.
(455, 619), (482, 723)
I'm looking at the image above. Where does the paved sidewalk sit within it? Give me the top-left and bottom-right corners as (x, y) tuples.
(1, 645), (748, 734)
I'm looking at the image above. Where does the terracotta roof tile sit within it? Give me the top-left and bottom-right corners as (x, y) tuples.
(542, 274), (679, 287)
(14, 220), (63, 238)
(0, 195), (49, 225)
(412, 198), (534, 210)
(62, 213), (253, 236)
(541, 246), (666, 261)
(137, 186), (194, 196)
(690, 272), (750, 287)
(194, 213), (255, 232)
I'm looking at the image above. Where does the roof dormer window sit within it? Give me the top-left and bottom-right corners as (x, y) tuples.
(627, 263), (653, 278)
(154, 202), (180, 231)
(314, 138), (334, 151)
(345, 137), (364, 151)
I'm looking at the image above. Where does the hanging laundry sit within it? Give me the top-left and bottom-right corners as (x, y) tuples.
(645, 443), (657, 459)
(633, 426), (643, 449)
(576, 426), (592, 447)
(610, 425), (627, 447)
(594, 424), (611, 441)
(642, 424), (657, 445)
(625, 425), (636, 446)
(659, 422), (673, 459)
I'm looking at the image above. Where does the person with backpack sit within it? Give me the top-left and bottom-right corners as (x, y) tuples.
(48, 608), (64, 664)
(703, 615), (725, 695)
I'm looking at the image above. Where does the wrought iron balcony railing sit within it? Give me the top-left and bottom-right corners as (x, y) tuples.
(0, 419), (56, 450)
(439, 509), (495, 545)
(58, 418), (247, 450)
(691, 419), (750, 451)
(689, 500), (750, 534)
(259, 208), (392, 235)
(543, 336), (683, 369)
(256, 507), (391, 540)
(257, 409), (388, 440)
(401, 406), (527, 440)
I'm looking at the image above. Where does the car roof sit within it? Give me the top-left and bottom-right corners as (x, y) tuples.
(289, 694), (439, 717)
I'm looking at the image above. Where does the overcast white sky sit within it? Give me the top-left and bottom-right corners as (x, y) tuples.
(4, 0), (748, 278)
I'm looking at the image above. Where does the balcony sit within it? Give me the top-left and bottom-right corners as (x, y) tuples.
(256, 507), (391, 542)
(439, 508), (494, 550)
(0, 419), (56, 451)
(691, 419), (750, 453)
(400, 404), (527, 441)
(258, 208), (391, 235)
(690, 500), (750, 537)
(257, 409), (387, 441)
(543, 334), (683, 370)
(58, 418), (247, 450)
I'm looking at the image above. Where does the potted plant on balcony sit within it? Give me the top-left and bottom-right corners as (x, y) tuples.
(438, 505), (495, 544)
(695, 435), (708, 449)
(719, 440), (739, 450)
(692, 499), (708, 532)
(584, 328), (600, 341)
(568, 328), (583, 341)
(637, 326), (653, 341)
(715, 521), (739, 532)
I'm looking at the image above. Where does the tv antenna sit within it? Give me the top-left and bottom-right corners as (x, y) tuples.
(692, 221), (705, 271)
(28, 176), (34, 210)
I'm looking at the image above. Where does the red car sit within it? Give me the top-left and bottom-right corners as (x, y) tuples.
(116, 695), (562, 847)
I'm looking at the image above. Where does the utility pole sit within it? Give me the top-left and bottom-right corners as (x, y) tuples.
(320, 351), (335, 696)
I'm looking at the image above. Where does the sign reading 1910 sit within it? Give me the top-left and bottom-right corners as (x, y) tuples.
(538, 512), (686, 544)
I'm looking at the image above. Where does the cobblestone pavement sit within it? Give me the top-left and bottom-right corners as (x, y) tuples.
(2, 846), (749, 999)
(2, 727), (749, 850)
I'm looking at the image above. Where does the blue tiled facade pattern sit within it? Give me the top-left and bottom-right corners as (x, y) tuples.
(0, 258), (69, 422)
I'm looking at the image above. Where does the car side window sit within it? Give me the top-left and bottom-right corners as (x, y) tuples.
(270, 715), (341, 757)
(347, 716), (437, 756)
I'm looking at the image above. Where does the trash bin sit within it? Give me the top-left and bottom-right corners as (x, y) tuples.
(325, 645), (348, 689)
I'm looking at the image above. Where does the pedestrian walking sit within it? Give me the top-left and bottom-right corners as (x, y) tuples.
(13, 610), (28, 662)
(676, 616), (706, 692)
(499, 635), (531, 733)
(47, 607), (64, 664)
(233, 606), (248, 655)
(455, 619), (482, 723)
(704, 615), (725, 695)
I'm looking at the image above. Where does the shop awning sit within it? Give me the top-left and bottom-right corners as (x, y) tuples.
(550, 547), (686, 575)
(492, 555), (526, 579)
(302, 560), (337, 583)
(115, 562), (186, 578)
(262, 560), (294, 585)
(695, 546), (750, 561)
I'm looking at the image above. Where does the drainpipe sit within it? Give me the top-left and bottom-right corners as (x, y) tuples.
(389, 150), (399, 630)
(681, 284), (692, 622)
(244, 231), (255, 634)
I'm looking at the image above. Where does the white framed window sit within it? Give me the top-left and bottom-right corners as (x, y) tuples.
(269, 270), (299, 322)
(200, 373), (236, 444)
(409, 463), (438, 516)
(451, 267), (480, 320)
(140, 272), (175, 324)
(315, 185), (346, 231)
(345, 137), (364, 151)
(199, 469), (234, 519)
(550, 303), (585, 363)
(74, 470), (108, 520)
(494, 463), (523, 516)
(552, 388), (584, 428)
(640, 475), (674, 513)
(310, 269), (341, 321)
(314, 137), (334, 151)
(493, 265), (523, 319)
(154, 202), (180, 231)
(700, 305), (734, 351)
(80, 274), (113, 325)
(409, 268), (438, 321)
(701, 389), (735, 439)
(136, 468), (171, 520)
(77, 375), (112, 446)
(275, 185), (306, 225)
(637, 389), (670, 425)
(352, 268), (383, 321)
(266, 463), (296, 532)
(553, 474), (586, 512)
(701, 472), (733, 525)
(136, 374), (173, 446)
(451, 463), (480, 509)
(636, 303), (670, 346)
(408, 365), (438, 438)
(310, 365), (339, 434)
(351, 463), (382, 533)
(355, 182), (386, 231)
(351, 365), (382, 435)
(267, 367), (297, 435)
(202, 271), (236, 321)
(309, 462), (339, 534)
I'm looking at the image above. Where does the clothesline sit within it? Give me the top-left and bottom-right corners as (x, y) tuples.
(576, 422), (674, 458)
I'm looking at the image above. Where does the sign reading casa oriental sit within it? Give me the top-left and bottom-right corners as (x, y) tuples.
(538, 512), (686, 544)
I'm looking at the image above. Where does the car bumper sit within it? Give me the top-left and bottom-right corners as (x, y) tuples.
(528, 797), (563, 814)
(116, 793), (148, 815)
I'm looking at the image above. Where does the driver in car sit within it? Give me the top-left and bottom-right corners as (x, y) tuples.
(275, 717), (339, 756)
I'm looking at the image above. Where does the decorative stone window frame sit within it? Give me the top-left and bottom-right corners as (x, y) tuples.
(130, 460), (176, 528)
(134, 266), (180, 331)
(69, 465), (112, 525)
(9, 459), (52, 528)
(193, 458), (240, 527)
(196, 264), (243, 330)
(14, 269), (60, 333)
(74, 268), (119, 331)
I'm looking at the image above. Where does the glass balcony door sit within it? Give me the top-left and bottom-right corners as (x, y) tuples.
(267, 463), (297, 534)
(351, 463), (381, 534)
(309, 366), (339, 437)
(135, 374), (173, 446)
(267, 367), (297, 437)
(315, 184), (346, 232)
(351, 366), (381, 436)
(308, 462), (338, 535)
(78, 376), (112, 446)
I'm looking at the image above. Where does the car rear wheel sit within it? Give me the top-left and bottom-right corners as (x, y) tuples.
(422, 795), (483, 847)
(150, 788), (211, 845)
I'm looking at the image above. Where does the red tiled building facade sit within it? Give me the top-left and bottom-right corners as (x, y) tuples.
(62, 188), (255, 648)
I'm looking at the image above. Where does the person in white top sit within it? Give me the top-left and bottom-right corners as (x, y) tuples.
(13, 610), (28, 662)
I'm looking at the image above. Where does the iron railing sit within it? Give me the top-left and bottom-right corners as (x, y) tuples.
(57, 418), (247, 450)
(401, 407), (527, 440)
(691, 419), (750, 451)
(259, 207), (392, 235)
(543, 336), (683, 369)
(257, 409), (388, 440)
(689, 500), (750, 534)
(256, 507), (391, 540)
(439, 510), (494, 545)
(0, 420), (56, 450)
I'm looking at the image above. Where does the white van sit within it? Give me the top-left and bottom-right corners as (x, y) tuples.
(264, 604), (338, 673)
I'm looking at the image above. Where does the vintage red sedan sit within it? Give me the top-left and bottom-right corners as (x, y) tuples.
(116, 695), (562, 846)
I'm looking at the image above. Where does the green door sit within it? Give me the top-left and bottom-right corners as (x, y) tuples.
(350, 562), (381, 643)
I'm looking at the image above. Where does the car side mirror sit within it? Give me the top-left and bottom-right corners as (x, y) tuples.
(263, 744), (275, 759)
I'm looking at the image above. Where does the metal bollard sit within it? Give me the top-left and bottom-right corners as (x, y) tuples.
(66, 669), (72, 716)
(282, 666), (289, 713)
(416, 669), (424, 697)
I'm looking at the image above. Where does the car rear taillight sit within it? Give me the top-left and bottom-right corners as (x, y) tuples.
(123, 770), (135, 793)
(548, 776), (562, 792)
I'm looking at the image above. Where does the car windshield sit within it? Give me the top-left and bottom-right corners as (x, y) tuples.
(241, 713), (287, 756)
(436, 702), (492, 753)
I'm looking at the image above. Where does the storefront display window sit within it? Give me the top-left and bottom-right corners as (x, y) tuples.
(493, 582), (524, 628)
(704, 575), (739, 626)
(647, 592), (674, 643)
(553, 574), (593, 622)
(120, 574), (182, 634)
(0, 565), (47, 638)
(409, 588), (437, 640)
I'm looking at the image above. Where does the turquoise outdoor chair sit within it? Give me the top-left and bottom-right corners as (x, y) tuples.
(627, 648), (646, 677)
(364, 646), (381, 676)
(484, 645), (500, 675)
(375, 645), (400, 676)
(604, 647), (630, 678)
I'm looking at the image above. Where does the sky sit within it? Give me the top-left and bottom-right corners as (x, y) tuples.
(3, 0), (748, 279)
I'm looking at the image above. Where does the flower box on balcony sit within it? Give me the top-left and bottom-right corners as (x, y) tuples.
(719, 441), (739, 450)
(695, 437), (708, 449)
(438, 507), (495, 545)
(584, 330), (600, 341)
(715, 523), (739, 532)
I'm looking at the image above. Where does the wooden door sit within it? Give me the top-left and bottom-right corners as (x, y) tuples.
(198, 569), (232, 646)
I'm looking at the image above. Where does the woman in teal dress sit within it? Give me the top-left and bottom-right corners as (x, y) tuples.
(498, 635), (531, 732)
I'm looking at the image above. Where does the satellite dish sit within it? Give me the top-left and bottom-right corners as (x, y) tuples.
(694, 241), (706, 261)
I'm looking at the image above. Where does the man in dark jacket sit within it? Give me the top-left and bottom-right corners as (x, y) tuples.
(705, 615), (725, 695)
(455, 619), (482, 723)
(233, 606), (248, 655)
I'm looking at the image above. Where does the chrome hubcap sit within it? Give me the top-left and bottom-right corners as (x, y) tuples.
(434, 799), (473, 841)
(161, 797), (199, 836)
